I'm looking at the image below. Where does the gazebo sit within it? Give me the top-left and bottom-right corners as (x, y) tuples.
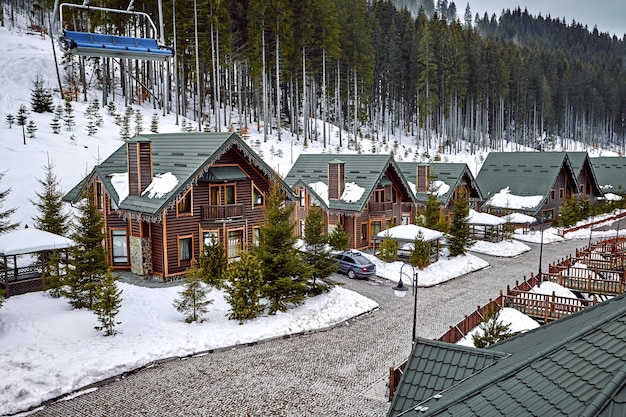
(467, 210), (506, 242)
(374, 224), (443, 263)
(503, 212), (537, 235)
(0, 228), (75, 297)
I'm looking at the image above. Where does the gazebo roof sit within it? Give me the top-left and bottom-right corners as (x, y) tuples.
(375, 224), (443, 242)
(0, 228), (75, 256)
(467, 210), (506, 226)
(503, 212), (537, 224)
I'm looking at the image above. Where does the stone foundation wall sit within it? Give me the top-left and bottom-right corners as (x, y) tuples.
(130, 236), (152, 276)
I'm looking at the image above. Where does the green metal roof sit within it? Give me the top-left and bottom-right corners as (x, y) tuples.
(591, 156), (626, 193)
(566, 152), (603, 198)
(63, 132), (291, 220)
(388, 292), (626, 417)
(476, 152), (578, 213)
(396, 162), (483, 205)
(284, 154), (416, 213)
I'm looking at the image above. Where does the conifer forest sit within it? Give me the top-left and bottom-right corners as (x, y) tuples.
(13, 0), (626, 154)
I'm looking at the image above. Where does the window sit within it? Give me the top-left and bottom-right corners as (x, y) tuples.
(579, 184), (585, 194)
(177, 190), (192, 215)
(202, 231), (219, 246)
(401, 213), (411, 225)
(372, 221), (382, 236)
(96, 182), (104, 210)
(361, 223), (368, 241)
(178, 236), (193, 262)
(559, 188), (564, 199)
(374, 189), (385, 203)
(300, 220), (305, 237)
(550, 190), (556, 201)
(392, 187), (397, 203)
(542, 209), (554, 221)
(111, 230), (128, 264)
(228, 229), (243, 258)
(299, 189), (306, 207)
(253, 227), (261, 246)
(253, 185), (264, 207)
(210, 184), (235, 205)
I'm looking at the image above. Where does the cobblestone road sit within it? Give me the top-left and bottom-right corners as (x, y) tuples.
(30, 239), (587, 417)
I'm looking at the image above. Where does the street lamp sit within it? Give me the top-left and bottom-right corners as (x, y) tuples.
(537, 217), (544, 287)
(392, 263), (418, 342)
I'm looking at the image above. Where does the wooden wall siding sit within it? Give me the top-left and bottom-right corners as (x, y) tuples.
(127, 143), (139, 196)
(150, 222), (164, 277)
(138, 141), (152, 194)
(416, 165), (430, 193)
(130, 219), (141, 236)
(328, 162), (345, 200)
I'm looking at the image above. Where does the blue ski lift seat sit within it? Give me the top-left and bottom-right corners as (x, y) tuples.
(61, 30), (173, 61)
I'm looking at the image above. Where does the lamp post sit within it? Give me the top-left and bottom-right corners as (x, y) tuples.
(537, 217), (544, 287)
(392, 263), (418, 342)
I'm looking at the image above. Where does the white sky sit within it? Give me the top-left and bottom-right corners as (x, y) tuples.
(464, 0), (626, 37)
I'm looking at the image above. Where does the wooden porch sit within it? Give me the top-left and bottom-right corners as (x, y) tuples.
(201, 203), (245, 220)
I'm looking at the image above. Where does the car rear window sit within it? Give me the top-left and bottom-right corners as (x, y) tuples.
(354, 256), (370, 265)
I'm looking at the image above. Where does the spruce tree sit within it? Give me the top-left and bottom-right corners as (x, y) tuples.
(224, 251), (265, 323)
(26, 120), (37, 138)
(120, 107), (133, 140)
(30, 76), (53, 113)
(0, 172), (18, 234)
(63, 99), (75, 131)
(30, 158), (70, 236)
(16, 104), (28, 145)
(199, 235), (227, 289)
(423, 188), (448, 232)
(50, 105), (62, 134)
(5, 114), (14, 128)
(41, 250), (64, 298)
(106, 101), (116, 117)
(410, 231), (431, 270)
(472, 309), (513, 348)
(150, 112), (159, 133)
(65, 188), (107, 309)
(253, 181), (308, 314)
(448, 187), (473, 257)
(328, 222), (350, 250)
(378, 232), (399, 262)
(93, 269), (123, 336)
(303, 206), (336, 295)
(173, 261), (213, 323)
(134, 109), (144, 135)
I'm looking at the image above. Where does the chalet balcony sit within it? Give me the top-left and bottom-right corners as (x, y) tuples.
(201, 203), (245, 220)
(369, 201), (393, 215)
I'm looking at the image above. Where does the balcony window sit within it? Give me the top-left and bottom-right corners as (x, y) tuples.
(210, 184), (236, 205)
(177, 190), (192, 216)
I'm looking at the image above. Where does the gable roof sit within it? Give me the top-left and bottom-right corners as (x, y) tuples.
(388, 292), (626, 417)
(284, 154), (416, 213)
(64, 133), (291, 221)
(476, 152), (578, 214)
(591, 156), (626, 192)
(396, 162), (483, 205)
(566, 152), (603, 197)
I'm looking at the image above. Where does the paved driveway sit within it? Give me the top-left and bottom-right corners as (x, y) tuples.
(30, 239), (587, 417)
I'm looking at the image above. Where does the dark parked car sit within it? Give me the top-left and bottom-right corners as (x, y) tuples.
(332, 251), (376, 279)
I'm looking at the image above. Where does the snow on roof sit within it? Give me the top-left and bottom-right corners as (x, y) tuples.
(430, 180), (450, 197)
(467, 209), (506, 226)
(376, 224), (443, 242)
(340, 182), (365, 203)
(0, 228), (75, 256)
(601, 193), (622, 201)
(486, 186), (544, 210)
(142, 172), (179, 199)
(309, 181), (329, 206)
(503, 212), (537, 224)
(110, 172), (129, 202)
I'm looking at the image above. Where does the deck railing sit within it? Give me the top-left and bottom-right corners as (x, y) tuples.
(201, 203), (244, 220)
(369, 201), (393, 214)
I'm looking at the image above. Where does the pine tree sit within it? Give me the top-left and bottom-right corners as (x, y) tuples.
(502, 207), (515, 240)
(16, 104), (28, 145)
(328, 222), (351, 250)
(409, 231), (431, 270)
(378, 232), (399, 262)
(91, 99), (103, 127)
(448, 187), (474, 257)
(558, 197), (578, 227)
(120, 107), (133, 140)
(65, 188), (107, 309)
(134, 109), (144, 135)
(173, 261), (213, 323)
(26, 120), (37, 138)
(199, 235), (227, 289)
(472, 309), (513, 348)
(50, 105), (62, 134)
(106, 101), (117, 117)
(63, 99), (75, 131)
(30, 76), (53, 113)
(0, 172), (18, 234)
(93, 269), (123, 336)
(5, 114), (14, 128)
(224, 251), (265, 324)
(85, 118), (97, 136)
(303, 206), (336, 295)
(41, 250), (64, 298)
(253, 181), (308, 314)
(423, 183), (448, 232)
(150, 113), (159, 133)
(30, 158), (70, 236)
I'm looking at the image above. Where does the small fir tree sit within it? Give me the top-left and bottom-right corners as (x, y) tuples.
(303, 206), (336, 295)
(16, 104), (28, 145)
(65, 188), (108, 309)
(409, 231), (431, 269)
(50, 105), (63, 134)
(0, 172), (18, 234)
(173, 261), (213, 323)
(558, 197), (578, 227)
(328, 222), (351, 251)
(120, 107), (133, 140)
(134, 109), (144, 135)
(106, 101), (117, 117)
(85, 118), (98, 136)
(91, 99), (103, 127)
(150, 112), (159, 133)
(378, 232), (399, 262)
(198, 235), (227, 289)
(423, 191), (448, 232)
(502, 207), (515, 240)
(93, 269), (123, 336)
(41, 250), (64, 298)
(5, 114), (14, 128)
(448, 187), (474, 257)
(253, 181), (308, 314)
(63, 99), (76, 131)
(30, 76), (53, 113)
(472, 309), (513, 348)
(26, 120), (37, 138)
(30, 158), (70, 236)
(224, 251), (265, 324)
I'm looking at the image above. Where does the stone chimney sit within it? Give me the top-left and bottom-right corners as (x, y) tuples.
(416, 165), (430, 193)
(127, 139), (153, 196)
(328, 159), (346, 200)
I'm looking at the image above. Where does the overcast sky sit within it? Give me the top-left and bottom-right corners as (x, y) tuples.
(463, 1), (626, 38)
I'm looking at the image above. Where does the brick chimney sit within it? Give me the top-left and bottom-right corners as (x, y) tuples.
(328, 159), (346, 200)
(416, 165), (430, 193)
(127, 139), (153, 196)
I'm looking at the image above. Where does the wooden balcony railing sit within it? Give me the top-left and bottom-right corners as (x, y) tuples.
(369, 201), (393, 214)
(201, 203), (244, 220)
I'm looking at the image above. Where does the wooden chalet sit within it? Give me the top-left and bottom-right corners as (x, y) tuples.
(63, 132), (292, 280)
(284, 154), (417, 250)
(566, 152), (603, 203)
(476, 152), (579, 224)
(396, 162), (483, 218)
